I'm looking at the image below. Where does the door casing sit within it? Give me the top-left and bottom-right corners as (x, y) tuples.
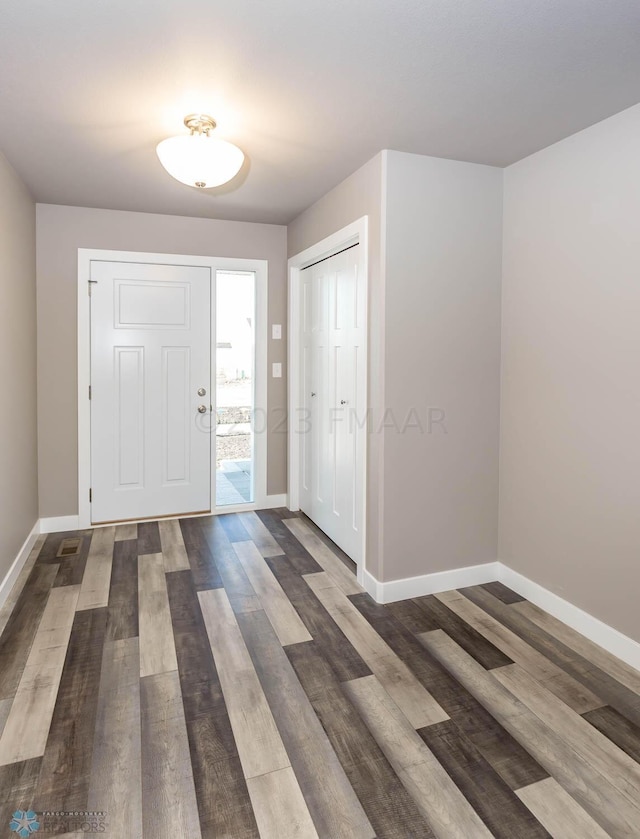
(287, 217), (368, 584)
(78, 249), (268, 529)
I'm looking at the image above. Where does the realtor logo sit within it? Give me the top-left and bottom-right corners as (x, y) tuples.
(9, 810), (40, 836)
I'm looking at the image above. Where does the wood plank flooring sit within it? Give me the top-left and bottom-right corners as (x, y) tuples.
(1, 509), (640, 837)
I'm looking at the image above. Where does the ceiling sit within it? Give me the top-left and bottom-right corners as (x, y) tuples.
(2, 0), (640, 225)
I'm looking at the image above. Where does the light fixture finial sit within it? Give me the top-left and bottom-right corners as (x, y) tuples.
(183, 114), (217, 135)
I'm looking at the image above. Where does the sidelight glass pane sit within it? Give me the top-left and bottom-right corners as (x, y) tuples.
(215, 270), (255, 506)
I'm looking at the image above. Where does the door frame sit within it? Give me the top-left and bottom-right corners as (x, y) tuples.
(287, 217), (368, 583)
(77, 248), (268, 528)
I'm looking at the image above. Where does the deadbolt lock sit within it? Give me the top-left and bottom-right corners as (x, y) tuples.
(197, 405), (207, 414)
(197, 387), (206, 396)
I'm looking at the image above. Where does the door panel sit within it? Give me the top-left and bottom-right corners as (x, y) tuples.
(90, 260), (211, 523)
(300, 246), (365, 562)
(114, 346), (144, 488)
(115, 280), (191, 328)
(162, 346), (191, 484)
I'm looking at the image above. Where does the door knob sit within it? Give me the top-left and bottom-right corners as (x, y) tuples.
(311, 392), (317, 397)
(340, 399), (349, 405)
(197, 387), (207, 396)
(197, 405), (207, 414)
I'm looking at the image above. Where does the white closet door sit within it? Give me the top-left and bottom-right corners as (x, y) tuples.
(300, 246), (365, 562)
(90, 260), (211, 523)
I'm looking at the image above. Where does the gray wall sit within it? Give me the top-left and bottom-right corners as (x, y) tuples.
(36, 204), (287, 517)
(288, 153), (386, 578)
(500, 103), (640, 641)
(383, 151), (503, 581)
(0, 151), (38, 578)
(288, 151), (503, 583)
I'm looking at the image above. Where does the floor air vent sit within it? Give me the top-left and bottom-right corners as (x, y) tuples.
(56, 537), (82, 558)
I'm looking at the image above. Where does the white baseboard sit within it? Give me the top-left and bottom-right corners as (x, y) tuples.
(498, 564), (640, 673)
(0, 520), (41, 612)
(264, 493), (288, 508)
(363, 558), (640, 674)
(363, 561), (500, 604)
(40, 515), (80, 534)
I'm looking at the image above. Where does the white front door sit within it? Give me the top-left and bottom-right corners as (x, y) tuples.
(90, 260), (211, 523)
(300, 246), (366, 562)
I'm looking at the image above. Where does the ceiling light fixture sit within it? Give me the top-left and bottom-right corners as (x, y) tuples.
(156, 114), (244, 189)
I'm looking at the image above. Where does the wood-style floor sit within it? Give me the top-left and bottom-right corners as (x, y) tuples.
(1, 510), (640, 837)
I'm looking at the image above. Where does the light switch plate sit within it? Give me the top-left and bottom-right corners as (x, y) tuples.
(272, 324), (282, 340)
(272, 362), (282, 378)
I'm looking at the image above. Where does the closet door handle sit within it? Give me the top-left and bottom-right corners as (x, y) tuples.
(340, 399), (348, 405)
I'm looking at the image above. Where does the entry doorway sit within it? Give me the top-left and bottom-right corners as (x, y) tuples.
(78, 250), (267, 527)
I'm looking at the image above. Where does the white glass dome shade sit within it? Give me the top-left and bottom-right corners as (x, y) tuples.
(156, 114), (244, 189)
